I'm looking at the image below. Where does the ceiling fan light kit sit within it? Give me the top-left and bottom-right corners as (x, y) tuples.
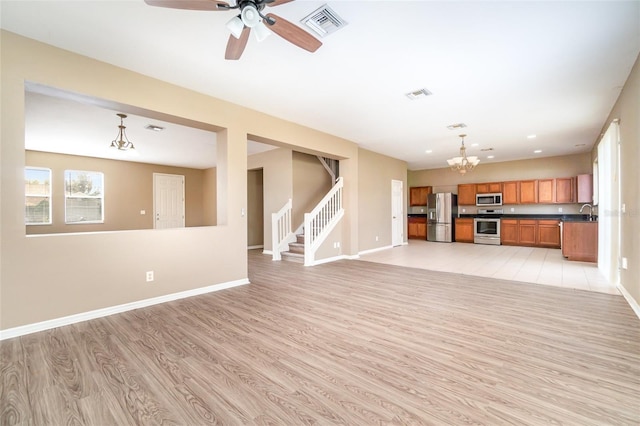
(145, 0), (322, 60)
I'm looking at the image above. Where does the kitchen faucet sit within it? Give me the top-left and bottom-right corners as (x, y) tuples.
(579, 203), (593, 221)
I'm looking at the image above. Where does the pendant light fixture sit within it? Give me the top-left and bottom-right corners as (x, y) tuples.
(446, 134), (479, 174)
(110, 113), (135, 151)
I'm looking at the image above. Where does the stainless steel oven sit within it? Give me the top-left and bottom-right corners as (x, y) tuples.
(474, 209), (503, 245)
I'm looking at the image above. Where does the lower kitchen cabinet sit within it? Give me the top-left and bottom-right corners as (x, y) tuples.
(455, 218), (474, 243)
(500, 219), (519, 245)
(501, 218), (560, 248)
(563, 221), (598, 262)
(538, 220), (562, 248)
(408, 216), (427, 239)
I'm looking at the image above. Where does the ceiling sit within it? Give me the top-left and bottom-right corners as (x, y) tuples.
(2, 1), (639, 170)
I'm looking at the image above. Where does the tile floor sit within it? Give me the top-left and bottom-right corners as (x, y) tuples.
(358, 240), (617, 295)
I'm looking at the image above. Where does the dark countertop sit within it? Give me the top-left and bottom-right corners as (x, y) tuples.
(458, 214), (597, 222)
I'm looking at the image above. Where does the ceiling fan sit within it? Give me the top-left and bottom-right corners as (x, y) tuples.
(144, 0), (322, 60)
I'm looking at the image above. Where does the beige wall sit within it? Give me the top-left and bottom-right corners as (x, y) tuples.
(1, 31), (360, 331)
(247, 169), (264, 247)
(358, 148), (408, 252)
(202, 167), (217, 226)
(25, 150), (214, 233)
(594, 54), (640, 307)
(247, 148), (293, 252)
(292, 152), (333, 229)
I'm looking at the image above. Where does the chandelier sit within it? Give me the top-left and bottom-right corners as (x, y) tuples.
(447, 134), (479, 174)
(110, 113), (135, 151)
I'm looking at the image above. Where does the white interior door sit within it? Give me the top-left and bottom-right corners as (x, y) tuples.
(154, 173), (185, 229)
(392, 179), (403, 246)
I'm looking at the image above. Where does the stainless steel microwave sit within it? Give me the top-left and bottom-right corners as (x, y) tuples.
(476, 193), (503, 206)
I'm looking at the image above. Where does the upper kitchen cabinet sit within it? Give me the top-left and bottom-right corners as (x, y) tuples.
(576, 174), (593, 203)
(537, 177), (576, 204)
(518, 180), (538, 204)
(502, 181), (519, 204)
(409, 186), (432, 206)
(457, 184), (477, 205)
(555, 177), (576, 203)
(476, 182), (502, 194)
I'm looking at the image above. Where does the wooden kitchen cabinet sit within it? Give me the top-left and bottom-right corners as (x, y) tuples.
(518, 219), (538, 246)
(502, 181), (519, 204)
(563, 221), (598, 262)
(500, 219), (519, 245)
(576, 174), (593, 203)
(538, 220), (561, 248)
(518, 180), (538, 204)
(409, 186), (432, 206)
(476, 182), (502, 194)
(501, 218), (560, 248)
(455, 218), (474, 243)
(457, 184), (476, 205)
(408, 216), (427, 239)
(555, 177), (575, 203)
(538, 179), (555, 204)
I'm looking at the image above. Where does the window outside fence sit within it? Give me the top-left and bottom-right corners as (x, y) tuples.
(64, 170), (104, 223)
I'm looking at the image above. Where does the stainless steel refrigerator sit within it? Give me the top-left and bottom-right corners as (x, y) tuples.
(427, 193), (458, 242)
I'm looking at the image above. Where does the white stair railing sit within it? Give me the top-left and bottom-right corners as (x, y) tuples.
(304, 177), (344, 266)
(271, 199), (293, 261)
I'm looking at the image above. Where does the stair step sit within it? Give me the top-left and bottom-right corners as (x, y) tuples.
(281, 251), (304, 263)
(288, 242), (305, 254)
(296, 234), (305, 244)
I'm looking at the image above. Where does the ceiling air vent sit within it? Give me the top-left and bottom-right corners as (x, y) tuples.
(301, 5), (348, 38)
(447, 123), (467, 130)
(406, 88), (432, 100)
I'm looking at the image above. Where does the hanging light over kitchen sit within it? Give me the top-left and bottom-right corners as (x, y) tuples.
(447, 134), (479, 174)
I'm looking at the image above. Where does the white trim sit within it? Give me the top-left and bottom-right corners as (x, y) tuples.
(345, 254), (360, 260)
(0, 278), (249, 341)
(617, 283), (640, 320)
(262, 249), (273, 255)
(306, 254), (348, 266)
(248, 245), (264, 250)
(358, 245), (393, 256)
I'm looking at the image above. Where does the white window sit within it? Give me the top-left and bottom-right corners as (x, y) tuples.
(64, 170), (104, 223)
(25, 167), (52, 225)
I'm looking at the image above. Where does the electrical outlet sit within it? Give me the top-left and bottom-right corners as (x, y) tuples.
(146, 271), (154, 282)
(140, 210), (146, 215)
(462, 208), (466, 213)
(558, 207), (563, 213)
(622, 257), (628, 270)
(375, 236), (379, 241)
(510, 207), (515, 212)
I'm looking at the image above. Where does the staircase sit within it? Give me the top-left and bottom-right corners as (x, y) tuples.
(280, 233), (305, 263)
(272, 177), (344, 266)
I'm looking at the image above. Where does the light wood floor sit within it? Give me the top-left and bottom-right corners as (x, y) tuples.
(1, 250), (638, 425)
(361, 240), (615, 294)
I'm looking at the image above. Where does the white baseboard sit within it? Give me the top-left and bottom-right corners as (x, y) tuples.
(617, 283), (640, 320)
(262, 249), (273, 255)
(248, 245), (264, 250)
(307, 254), (348, 266)
(0, 278), (250, 341)
(358, 245), (393, 256)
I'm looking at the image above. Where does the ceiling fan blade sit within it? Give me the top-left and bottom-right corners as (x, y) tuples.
(144, 0), (229, 11)
(266, 0), (295, 7)
(265, 13), (322, 53)
(225, 27), (250, 60)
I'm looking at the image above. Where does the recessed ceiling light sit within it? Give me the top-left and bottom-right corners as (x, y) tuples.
(471, 143), (479, 147)
(145, 124), (165, 132)
(487, 155), (495, 159)
(527, 134), (537, 139)
(425, 149), (433, 154)
(534, 149), (542, 153)
(446, 123), (467, 130)
(480, 147), (494, 151)
(406, 88), (432, 100)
